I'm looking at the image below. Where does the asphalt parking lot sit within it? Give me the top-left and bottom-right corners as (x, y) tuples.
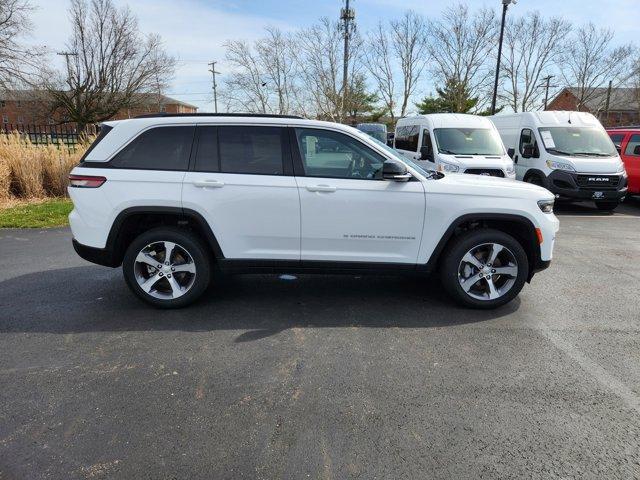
(1, 199), (640, 480)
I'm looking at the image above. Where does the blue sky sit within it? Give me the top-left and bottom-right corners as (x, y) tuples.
(29, 0), (638, 112)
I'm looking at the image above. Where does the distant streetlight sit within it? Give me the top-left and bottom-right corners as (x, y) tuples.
(490, 0), (516, 115)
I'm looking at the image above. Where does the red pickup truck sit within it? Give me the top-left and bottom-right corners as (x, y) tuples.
(607, 128), (640, 195)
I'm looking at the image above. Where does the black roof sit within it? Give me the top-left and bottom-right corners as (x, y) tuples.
(134, 112), (303, 120)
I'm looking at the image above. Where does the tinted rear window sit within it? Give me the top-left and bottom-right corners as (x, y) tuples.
(110, 126), (195, 170)
(194, 126), (219, 172)
(218, 126), (284, 175)
(80, 124), (113, 162)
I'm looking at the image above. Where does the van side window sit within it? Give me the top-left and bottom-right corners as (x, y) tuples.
(625, 134), (640, 156)
(111, 126), (195, 170)
(218, 126), (285, 175)
(395, 125), (419, 151)
(519, 128), (539, 157)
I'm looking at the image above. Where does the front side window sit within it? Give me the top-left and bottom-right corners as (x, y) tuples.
(394, 125), (419, 151)
(421, 129), (433, 154)
(538, 127), (617, 157)
(111, 126), (195, 170)
(218, 126), (284, 175)
(434, 128), (504, 156)
(625, 134), (640, 156)
(295, 128), (385, 180)
(519, 128), (539, 157)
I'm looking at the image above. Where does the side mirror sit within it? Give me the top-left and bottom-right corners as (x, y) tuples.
(522, 145), (534, 158)
(633, 145), (640, 155)
(420, 145), (433, 161)
(507, 148), (515, 159)
(615, 144), (622, 154)
(382, 160), (411, 182)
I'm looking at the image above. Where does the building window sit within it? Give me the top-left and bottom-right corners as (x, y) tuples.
(48, 118), (55, 125)
(0, 100), (5, 108)
(16, 100), (21, 107)
(2, 115), (8, 124)
(160, 105), (166, 112)
(17, 116), (24, 124)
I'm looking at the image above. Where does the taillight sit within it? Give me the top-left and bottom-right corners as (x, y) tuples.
(68, 174), (107, 188)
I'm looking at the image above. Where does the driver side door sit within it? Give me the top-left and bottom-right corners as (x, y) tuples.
(292, 127), (426, 264)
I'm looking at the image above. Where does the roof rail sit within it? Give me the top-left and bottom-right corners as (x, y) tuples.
(606, 125), (640, 130)
(133, 112), (304, 120)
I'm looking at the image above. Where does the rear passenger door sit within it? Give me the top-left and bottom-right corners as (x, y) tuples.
(182, 125), (300, 260)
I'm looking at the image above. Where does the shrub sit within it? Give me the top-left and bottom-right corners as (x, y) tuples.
(0, 133), (91, 200)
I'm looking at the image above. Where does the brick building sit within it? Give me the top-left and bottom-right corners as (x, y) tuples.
(547, 87), (640, 127)
(0, 90), (198, 126)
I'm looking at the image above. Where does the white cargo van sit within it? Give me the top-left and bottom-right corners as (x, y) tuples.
(490, 111), (628, 211)
(394, 114), (516, 179)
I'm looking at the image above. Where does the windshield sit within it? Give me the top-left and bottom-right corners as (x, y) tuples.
(433, 128), (504, 156)
(368, 137), (433, 177)
(537, 127), (617, 157)
(357, 124), (387, 143)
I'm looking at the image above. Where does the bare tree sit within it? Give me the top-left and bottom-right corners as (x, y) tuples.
(500, 12), (571, 112)
(223, 39), (270, 113)
(42, 0), (175, 130)
(365, 22), (396, 122)
(561, 23), (633, 112)
(296, 17), (364, 121)
(223, 27), (298, 115)
(428, 4), (497, 113)
(391, 11), (428, 118)
(0, 0), (39, 89)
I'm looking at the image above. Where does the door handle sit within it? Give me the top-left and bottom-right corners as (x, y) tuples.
(193, 179), (225, 188)
(306, 185), (337, 193)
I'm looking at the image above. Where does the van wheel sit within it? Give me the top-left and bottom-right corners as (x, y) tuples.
(440, 229), (529, 309)
(123, 227), (211, 308)
(524, 174), (544, 187)
(595, 201), (619, 211)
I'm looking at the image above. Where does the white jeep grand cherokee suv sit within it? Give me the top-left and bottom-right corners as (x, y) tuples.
(68, 114), (559, 309)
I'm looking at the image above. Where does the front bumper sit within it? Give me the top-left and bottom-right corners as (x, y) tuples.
(544, 170), (627, 201)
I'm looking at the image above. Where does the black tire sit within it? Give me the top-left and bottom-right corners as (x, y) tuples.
(524, 173), (545, 187)
(595, 201), (619, 212)
(122, 227), (211, 308)
(439, 229), (529, 309)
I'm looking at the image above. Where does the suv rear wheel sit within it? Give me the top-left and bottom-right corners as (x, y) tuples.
(123, 227), (211, 308)
(440, 229), (529, 309)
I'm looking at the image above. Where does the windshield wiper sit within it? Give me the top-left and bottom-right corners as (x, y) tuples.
(572, 152), (614, 157)
(546, 148), (574, 156)
(439, 149), (457, 154)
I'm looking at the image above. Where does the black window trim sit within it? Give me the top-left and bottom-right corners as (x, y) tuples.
(289, 126), (388, 181)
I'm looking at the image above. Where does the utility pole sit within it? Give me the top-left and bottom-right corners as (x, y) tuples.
(491, 0), (515, 115)
(604, 79), (613, 126)
(542, 75), (554, 110)
(340, 0), (355, 122)
(208, 61), (221, 113)
(57, 51), (78, 86)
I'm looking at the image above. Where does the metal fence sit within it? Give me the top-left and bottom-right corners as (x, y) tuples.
(0, 123), (98, 150)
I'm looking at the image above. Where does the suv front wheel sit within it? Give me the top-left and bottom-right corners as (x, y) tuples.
(123, 227), (211, 308)
(440, 229), (529, 309)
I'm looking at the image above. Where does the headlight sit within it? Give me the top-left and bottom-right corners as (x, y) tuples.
(546, 160), (575, 172)
(437, 161), (460, 173)
(538, 199), (554, 214)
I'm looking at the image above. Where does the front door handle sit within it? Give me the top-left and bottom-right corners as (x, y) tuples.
(306, 185), (337, 193)
(193, 179), (225, 188)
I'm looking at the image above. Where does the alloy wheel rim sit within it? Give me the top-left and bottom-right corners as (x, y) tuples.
(457, 242), (518, 301)
(133, 241), (197, 300)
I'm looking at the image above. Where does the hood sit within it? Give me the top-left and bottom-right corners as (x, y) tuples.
(546, 154), (624, 174)
(436, 172), (553, 201)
